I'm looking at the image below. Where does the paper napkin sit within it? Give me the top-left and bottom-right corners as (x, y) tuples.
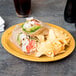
(0, 16), (5, 32)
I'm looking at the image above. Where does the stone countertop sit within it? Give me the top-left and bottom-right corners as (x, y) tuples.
(0, 0), (76, 76)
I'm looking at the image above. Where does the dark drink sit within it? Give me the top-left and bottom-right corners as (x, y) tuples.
(64, 0), (76, 23)
(13, 0), (31, 17)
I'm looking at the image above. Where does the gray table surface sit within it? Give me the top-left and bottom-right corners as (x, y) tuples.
(0, 0), (76, 76)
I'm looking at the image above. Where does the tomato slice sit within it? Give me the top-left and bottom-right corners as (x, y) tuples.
(26, 40), (36, 53)
(35, 22), (40, 26)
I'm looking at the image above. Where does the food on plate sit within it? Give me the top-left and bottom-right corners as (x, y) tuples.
(10, 17), (71, 57)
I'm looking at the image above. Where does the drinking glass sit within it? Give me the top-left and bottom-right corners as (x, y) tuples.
(64, 0), (76, 28)
(13, 0), (31, 17)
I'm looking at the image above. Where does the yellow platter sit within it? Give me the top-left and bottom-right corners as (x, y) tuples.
(1, 23), (75, 62)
